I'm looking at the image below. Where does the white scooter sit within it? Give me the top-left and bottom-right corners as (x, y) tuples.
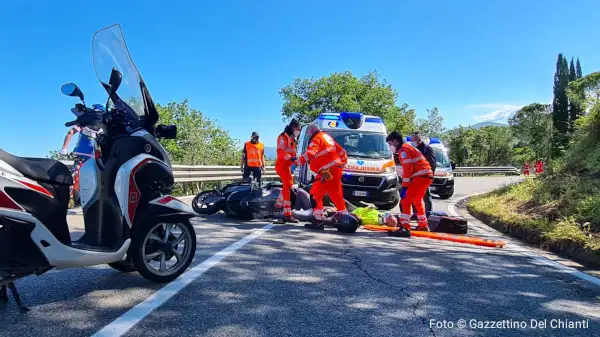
(0, 24), (197, 312)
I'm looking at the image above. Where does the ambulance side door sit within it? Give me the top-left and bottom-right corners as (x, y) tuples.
(295, 125), (309, 184)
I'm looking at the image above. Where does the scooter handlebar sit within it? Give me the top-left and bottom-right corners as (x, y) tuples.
(65, 120), (77, 127)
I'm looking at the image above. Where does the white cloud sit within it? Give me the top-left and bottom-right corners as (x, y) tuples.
(466, 104), (524, 122)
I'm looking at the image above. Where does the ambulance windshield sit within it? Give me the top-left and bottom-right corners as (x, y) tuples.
(327, 130), (391, 159)
(435, 149), (452, 168)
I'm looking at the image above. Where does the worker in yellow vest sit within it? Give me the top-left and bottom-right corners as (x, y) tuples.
(241, 131), (266, 184)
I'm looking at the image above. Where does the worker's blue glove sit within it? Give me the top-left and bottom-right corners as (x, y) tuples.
(400, 187), (407, 199)
(291, 164), (297, 173)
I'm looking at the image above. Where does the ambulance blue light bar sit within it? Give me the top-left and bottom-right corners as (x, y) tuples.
(365, 117), (383, 123)
(430, 137), (441, 144)
(340, 112), (364, 129)
(317, 114), (340, 120)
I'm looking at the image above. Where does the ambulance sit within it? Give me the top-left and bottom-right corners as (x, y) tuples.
(399, 136), (455, 199)
(294, 112), (399, 210)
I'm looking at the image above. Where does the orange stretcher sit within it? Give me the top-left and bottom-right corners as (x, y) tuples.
(363, 225), (506, 248)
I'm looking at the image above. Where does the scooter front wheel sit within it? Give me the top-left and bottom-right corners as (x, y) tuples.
(131, 220), (196, 283)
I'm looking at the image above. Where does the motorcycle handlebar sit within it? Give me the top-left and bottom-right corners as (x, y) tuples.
(65, 120), (77, 127)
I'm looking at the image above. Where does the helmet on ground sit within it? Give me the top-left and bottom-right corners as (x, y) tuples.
(333, 213), (361, 233)
(305, 123), (320, 139)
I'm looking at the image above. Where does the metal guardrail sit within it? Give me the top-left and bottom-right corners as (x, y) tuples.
(60, 160), (520, 180)
(453, 166), (520, 177)
(60, 160), (278, 182)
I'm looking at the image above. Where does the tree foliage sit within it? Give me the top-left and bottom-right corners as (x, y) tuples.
(279, 71), (417, 134)
(156, 100), (240, 166)
(445, 125), (515, 167)
(415, 107), (445, 138)
(508, 103), (553, 162)
(552, 54), (570, 149)
(47, 149), (76, 161)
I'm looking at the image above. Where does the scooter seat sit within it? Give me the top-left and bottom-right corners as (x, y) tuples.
(0, 149), (73, 186)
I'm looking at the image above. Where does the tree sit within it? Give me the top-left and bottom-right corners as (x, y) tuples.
(47, 149), (76, 161)
(383, 103), (417, 136)
(552, 54), (570, 154)
(415, 106), (445, 138)
(156, 100), (241, 166)
(567, 71), (600, 112)
(508, 103), (553, 162)
(569, 58), (578, 131)
(447, 126), (475, 166)
(279, 70), (416, 133)
(576, 58), (583, 79)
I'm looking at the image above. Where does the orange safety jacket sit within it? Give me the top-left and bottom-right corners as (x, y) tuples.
(244, 141), (264, 167)
(397, 143), (433, 188)
(295, 131), (347, 173)
(276, 132), (297, 166)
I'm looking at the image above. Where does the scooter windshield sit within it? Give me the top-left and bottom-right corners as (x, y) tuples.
(92, 24), (146, 121)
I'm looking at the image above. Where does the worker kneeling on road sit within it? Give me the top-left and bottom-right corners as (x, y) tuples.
(274, 119), (301, 224)
(386, 131), (433, 231)
(293, 124), (348, 229)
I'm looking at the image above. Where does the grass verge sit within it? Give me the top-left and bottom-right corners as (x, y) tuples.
(467, 176), (600, 266)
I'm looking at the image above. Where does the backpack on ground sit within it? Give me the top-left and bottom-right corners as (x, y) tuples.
(428, 215), (468, 234)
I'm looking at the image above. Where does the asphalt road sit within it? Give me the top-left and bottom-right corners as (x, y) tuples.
(2, 177), (600, 337)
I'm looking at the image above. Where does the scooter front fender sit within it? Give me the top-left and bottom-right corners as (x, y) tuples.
(136, 195), (198, 225)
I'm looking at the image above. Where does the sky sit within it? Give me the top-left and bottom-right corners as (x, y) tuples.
(1, 0), (599, 157)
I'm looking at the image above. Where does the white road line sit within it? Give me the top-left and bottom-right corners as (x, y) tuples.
(91, 223), (275, 337)
(449, 195), (600, 288)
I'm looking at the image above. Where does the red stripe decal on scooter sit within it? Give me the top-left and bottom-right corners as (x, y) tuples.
(128, 158), (153, 224)
(156, 196), (176, 205)
(16, 180), (54, 198)
(0, 190), (24, 210)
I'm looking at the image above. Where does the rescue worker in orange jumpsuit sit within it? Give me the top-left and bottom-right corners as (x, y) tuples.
(274, 119), (302, 224)
(241, 132), (266, 184)
(523, 162), (530, 176)
(293, 124), (348, 228)
(386, 131), (433, 231)
(534, 160), (544, 175)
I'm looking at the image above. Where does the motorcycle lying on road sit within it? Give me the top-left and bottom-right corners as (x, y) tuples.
(192, 178), (314, 221)
(0, 24), (197, 313)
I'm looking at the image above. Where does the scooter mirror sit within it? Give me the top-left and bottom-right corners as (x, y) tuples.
(109, 68), (123, 94)
(61, 83), (84, 102)
(155, 125), (177, 139)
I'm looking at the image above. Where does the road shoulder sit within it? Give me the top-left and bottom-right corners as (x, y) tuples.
(454, 199), (600, 285)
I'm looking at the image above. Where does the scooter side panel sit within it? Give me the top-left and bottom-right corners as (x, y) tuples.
(115, 153), (166, 228)
(0, 158), (24, 178)
(1, 209), (130, 269)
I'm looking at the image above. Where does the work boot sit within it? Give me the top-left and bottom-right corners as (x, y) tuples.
(414, 225), (430, 232)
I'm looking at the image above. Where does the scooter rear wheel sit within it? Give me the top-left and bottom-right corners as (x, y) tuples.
(131, 220), (196, 283)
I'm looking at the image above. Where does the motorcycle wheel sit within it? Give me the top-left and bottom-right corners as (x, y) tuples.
(131, 220), (196, 283)
(192, 190), (223, 215)
(108, 255), (137, 273)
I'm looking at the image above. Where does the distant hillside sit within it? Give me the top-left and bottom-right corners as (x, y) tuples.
(445, 121), (508, 134)
(470, 121), (508, 129)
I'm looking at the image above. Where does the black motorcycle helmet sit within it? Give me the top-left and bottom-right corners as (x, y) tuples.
(332, 213), (362, 233)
